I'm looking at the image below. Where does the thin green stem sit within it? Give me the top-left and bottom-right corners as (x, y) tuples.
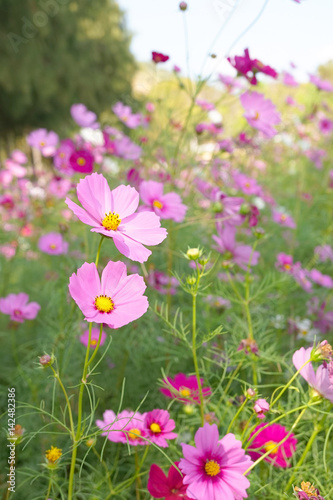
(270, 357), (312, 408)
(227, 397), (249, 434)
(92, 446), (113, 494)
(87, 323), (104, 367)
(45, 476), (52, 500)
(50, 366), (75, 440)
(95, 236), (104, 268)
(192, 282), (205, 426)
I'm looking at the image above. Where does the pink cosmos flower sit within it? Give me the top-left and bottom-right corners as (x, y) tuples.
(147, 269), (179, 295)
(65, 173), (167, 263)
(4, 159), (26, 178)
(26, 128), (59, 157)
(240, 91), (281, 138)
(272, 210), (296, 228)
(233, 172), (262, 196)
(173, 65), (181, 73)
(112, 102), (143, 129)
(309, 74), (333, 92)
(227, 48), (277, 85)
(113, 136), (142, 160)
(79, 327), (107, 348)
(53, 139), (76, 175)
(70, 103), (99, 128)
(212, 226), (260, 270)
(308, 269), (333, 288)
(294, 482), (325, 500)
(248, 423), (297, 468)
(283, 72), (298, 87)
(292, 263), (313, 293)
(305, 148), (326, 169)
(152, 51), (169, 63)
(11, 150), (27, 164)
(96, 409), (147, 445)
(38, 232), (69, 255)
(139, 180), (187, 222)
(143, 409), (177, 448)
(196, 99), (215, 111)
(218, 73), (242, 91)
(253, 399), (269, 419)
(160, 373), (212, 404)
(148, 462), (190, 500)
(69, 149), (94, 174)
(318, 116), (333, 135)
(315, 244), (333, 263)
(0, 293), (40, 323)
(68, 261), (148, 328)
(307, 298), (333, 334)
(48, 178), (72, 199)
(276, 253), (294, 273)
(292, 346), (333, 403)
(179, 423), (253, 500)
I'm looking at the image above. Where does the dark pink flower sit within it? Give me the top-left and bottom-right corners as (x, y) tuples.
(318, 116), (333, 135)
(143, 409), (177, 448)
(248, 423), (297, 468)
(65, 173), (167, 263)
(253, 399), (269, 419)
(147, 462), (190, 499)
(69, 149), (94, 174)
(68, 261), (148, 328)
(294, 481), (325, 499)
(240, 91), (281, 138)
(0, 293), (40, 323)
(139, 180), (187, 222)
(179, 423), (253, 500)
(276, 253), (294, 273)
(228, 48), (277, 85)
(160, 373), (212, 404)
(152, 51), (169, 63)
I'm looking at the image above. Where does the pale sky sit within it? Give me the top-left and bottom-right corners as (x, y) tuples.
(118, 0), (333, 82)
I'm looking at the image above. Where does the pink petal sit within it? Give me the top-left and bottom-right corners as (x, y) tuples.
(110, 184), (139, 219)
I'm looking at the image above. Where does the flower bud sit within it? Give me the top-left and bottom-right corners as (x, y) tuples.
(39, 354), (54, 367)
(253, 398), (270, 419)
(186, 248), (201, 260)
(179, 1), (188, 11)
(246, 388), (256, 398)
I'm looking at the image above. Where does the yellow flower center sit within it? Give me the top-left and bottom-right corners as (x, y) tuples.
(180, 388), (191, 397)
(77, 157), (86, 166)
(150, 423), (161, 434)
(128, 428), (141, 440)
(102, 212), (121, 231)
(94, 295), (114, 313)
(153, 200), (163, 209)
(14, 309), (22, 316)
(91, 339), (97, 346)
(254, 111), (260, 120)
(280, 214), (287, 221)
(49, 244), (57, 250)
(204, 460), (220, 477)
(264, 440), (278, 455)
(45, 446), (62, 463)
(59, 152), (65, 158)
(40, 141), (46, 147)
(284, 264), (291, 270)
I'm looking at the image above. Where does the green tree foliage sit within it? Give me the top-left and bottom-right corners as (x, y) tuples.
(0, 0), (136, 136)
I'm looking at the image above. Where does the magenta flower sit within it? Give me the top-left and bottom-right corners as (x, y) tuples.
(147, 462), (190, 500)
(228, 48), (277, 85)
(68, 261), (148, 328)
(112, 102), (143, 129)
(70, 103), (98, 128)
(253, 399), (269, 419)
(143, 409), (177, 448)
(272, 210), (296, 228)
(248, 423), (297, 468)
(65, 173), (167, 262)
(0, 293), (40, 323)
(160, 373), (212, 404)
(26, 128), (59, 157)
(69, 149), (94, 174)
(139, 180), (187, 223)
(53, 139), (75, 175)
(96, 410), (147, 445)
(294, 481), (325, 500)
(79, 327), (107, 348)
(152, 51), (169, 63)
(212, 226), (260, 270)
(276, 253), (294, 273)
(179, 423), (253, 500)
(233, 172), (262, 196)
(240, 91), (281, 138)
(292, 346), (333, 403)
(38, 232), (68, 255)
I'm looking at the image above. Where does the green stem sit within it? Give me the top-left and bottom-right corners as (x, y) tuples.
(227, 397), (249, 434)
(270, 357), (312, 408)
(45, 476), (52, 500)
(95, 236), (104, 268)
(92, 446), (113, 494)
(192, 292), (205, 426)
(50, 366), (75, 440)
(87, 323), (104, 367)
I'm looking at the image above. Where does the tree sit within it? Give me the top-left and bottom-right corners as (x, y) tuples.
(0, 0), (136, 136)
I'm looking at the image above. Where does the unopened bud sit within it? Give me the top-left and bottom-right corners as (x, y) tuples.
(179, 1), (187, 10)
(186, 248), (201, 260)
(39, 354), (53, 367)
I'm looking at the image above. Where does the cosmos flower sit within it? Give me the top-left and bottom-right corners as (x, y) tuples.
(0, 293), (40, 323)
(146, 269), (179, 295)
(147, 462), (190, 499)
(240, 91), (281, 138)
(38, 232), (68, 255)
(253, 399), (270, 419)
(69, 149), (94, 174)
(272, 210), (296, 229)
(309, 74), (333, 92)
(228, 48), (277, 85)
(160, 373), (212, 404)
(26, 128), (59, 157)
(68, 261), (148, 328)
(292, 346), (333, 403)
(70, 103), (99, 128)
(48, 178), (72, 199)
(248, 423), (297, 468)
(152, 51), (169, 63)
(65, 173), (167, 263)
(53, 139), (76, 175)
(143, 409), (177, 448)
(112, 102), (143, 129)
(294, 481), (325, 500)
(139, 180), (187, 222)
(308, 269), (333, 288)
(283, 72), (298, 87)
(212, 226), (260, 270)
(79, 327), (107, 348)
(179, 423), (253, 500)
(275, 253), (294, 273)
(96, 409), (147, 446)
